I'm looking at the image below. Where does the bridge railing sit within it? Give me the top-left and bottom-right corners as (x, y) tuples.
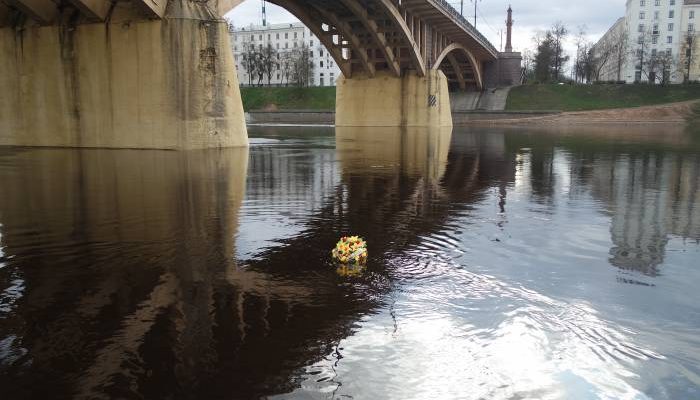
(431, 0), (499, 56)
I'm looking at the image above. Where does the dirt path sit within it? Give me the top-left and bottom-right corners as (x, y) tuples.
(471, 100), (699, 125)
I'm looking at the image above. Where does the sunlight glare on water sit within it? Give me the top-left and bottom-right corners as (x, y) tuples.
(1, 125), (700, 399)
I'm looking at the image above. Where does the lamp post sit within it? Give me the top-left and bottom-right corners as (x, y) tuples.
(470, 0), (481, 28)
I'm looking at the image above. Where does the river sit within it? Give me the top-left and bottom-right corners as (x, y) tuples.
(1, 125), (699, 399)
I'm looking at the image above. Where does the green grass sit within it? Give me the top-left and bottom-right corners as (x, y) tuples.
(688, 102), (700, 133)
(506, 84), (700, 112)
(240, 87), (336, 111)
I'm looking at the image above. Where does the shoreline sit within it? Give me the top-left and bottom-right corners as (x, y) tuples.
(472, 100), (698, 126)
(246, 100), (699, 126)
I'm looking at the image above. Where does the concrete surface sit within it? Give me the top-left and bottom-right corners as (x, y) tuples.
(336, 70), (453, 128)
(0, 1), (248, 149)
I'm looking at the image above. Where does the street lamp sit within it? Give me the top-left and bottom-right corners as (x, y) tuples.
(470, 0), (481, 28)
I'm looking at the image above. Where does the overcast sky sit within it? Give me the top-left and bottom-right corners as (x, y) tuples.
(226, 0), (627, 59)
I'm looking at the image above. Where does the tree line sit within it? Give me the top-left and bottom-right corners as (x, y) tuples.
(524, 21), (698, 85)
(238, 40), (316, 87)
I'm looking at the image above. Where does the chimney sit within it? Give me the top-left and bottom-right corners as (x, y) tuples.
(505, 5), (513, 53)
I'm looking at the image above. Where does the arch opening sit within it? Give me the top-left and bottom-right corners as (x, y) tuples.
(433, 43), (483, 92)
(226, 0), (427, 80)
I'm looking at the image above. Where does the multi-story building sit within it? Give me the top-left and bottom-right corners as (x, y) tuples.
(229, 22), (342, 87)
(680, 0), (700, 80)
(594, 0), (699, 83)
(591, 17), (627, 81)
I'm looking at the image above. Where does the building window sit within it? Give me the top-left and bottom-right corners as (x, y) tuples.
(310, 41), (314, 47)
(666, 48), (672, 56)
(691, 11), (695, 19)
(668, 23), (674, 31)
(655, 0), (660, 5)
(320, 61), (324, 67)
(259, 35), (262, 40)
(653, 35), (658, 44)
(652, 48), (657, 56)
(639, 24), (646, 32)
(294, 32), (298, 39)
(276, 33), (280, 39)
(689, 24), (695, 32)
(640, 12), (646, 20)
(654, 11), (660, 20)
(653, 24), (659, 34)
(635, 71), (642, 81)
(670, 0), (675, 5)
(669, 10), (674, 18)
(640, 0), (645, 5)
(285, 33), (288, 39)
(250, 35), (254, 41)
(285, 43), (288, 48)
(667, 35), (673, 43)
(268, 34), (271, 40)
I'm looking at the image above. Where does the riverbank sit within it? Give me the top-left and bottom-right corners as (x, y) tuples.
(473, 100), (699, 126)
(241, 87), (335, 111)
(506, 84), (700, 111)
(247, 101), (697, 126)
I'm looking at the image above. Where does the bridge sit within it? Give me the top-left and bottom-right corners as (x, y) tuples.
(0, 0), (521, 149)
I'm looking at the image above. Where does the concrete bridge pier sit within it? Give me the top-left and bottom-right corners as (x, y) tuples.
(336, 70), (453, 128)
(0, 0), (248, 149)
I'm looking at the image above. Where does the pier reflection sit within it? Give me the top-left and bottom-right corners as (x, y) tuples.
(0, 148), (249, 398)
(1, 125), (700, 399)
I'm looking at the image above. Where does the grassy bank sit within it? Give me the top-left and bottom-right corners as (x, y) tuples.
(240, 86), (336, 111)
(506, 84), (700, 111)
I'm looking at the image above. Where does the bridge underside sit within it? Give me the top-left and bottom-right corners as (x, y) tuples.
(0, 0), (503, 149)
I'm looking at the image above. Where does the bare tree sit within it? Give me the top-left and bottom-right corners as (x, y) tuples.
(521, 48), (535, 80)
(632, 28), (653, 83)
(259, 44), (278, 86)
(551, 22), (569, 81)
(573, 25), (588, 82)
(292, 43), (315, 87)
(279, 51), (294, 86)
(240, 41), (258, 86)
(594, 46), (613, 81)
(655, 51), (677, 85)
(611, 29), (629, 81)
(577, 44), (599, 83)
(680, 32), (698, 83)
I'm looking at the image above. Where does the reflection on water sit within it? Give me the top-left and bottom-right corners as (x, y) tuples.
(1, 126), (700, 399)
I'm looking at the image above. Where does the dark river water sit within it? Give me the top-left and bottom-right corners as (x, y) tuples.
(1, 125), (700, 399)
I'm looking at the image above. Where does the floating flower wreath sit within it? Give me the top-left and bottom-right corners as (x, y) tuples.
(331, 235), (368, 266)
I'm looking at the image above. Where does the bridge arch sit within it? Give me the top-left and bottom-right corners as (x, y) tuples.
(432, 43), (483, 91)
(228, 0), (479, 78)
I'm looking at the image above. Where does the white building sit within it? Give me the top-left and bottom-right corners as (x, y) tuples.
(595, 0), (699, 83)
(229, 22), (342, 87)
(591, 17), (627, 81)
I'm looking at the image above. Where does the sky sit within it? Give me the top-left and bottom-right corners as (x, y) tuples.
(226, 0), (627, 62)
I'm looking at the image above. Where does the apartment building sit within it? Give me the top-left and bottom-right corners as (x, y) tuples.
(594, 0), (699, 83)
(229, 22), (342, 87)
